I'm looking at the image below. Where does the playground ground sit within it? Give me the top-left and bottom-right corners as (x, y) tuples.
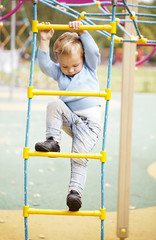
(0, 206), (156, 240)
(0, 86), (156, 239)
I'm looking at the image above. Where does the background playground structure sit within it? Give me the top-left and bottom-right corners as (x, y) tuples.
(0, 0), (156, 90)
(0, 0), (156, 85)
(0, 1), (156, 240)
(1, 62), (156, 92)
(0, 0), (32, 94)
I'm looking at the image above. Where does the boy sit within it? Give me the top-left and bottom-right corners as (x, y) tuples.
(35, 21), (101, 211)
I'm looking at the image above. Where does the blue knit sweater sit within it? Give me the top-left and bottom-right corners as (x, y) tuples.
(38, 31), (101, 112)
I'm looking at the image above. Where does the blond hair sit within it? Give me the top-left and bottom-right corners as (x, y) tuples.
(53, 32), (84, 61)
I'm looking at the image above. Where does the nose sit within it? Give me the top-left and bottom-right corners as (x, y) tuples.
(68, 67), (74, 74)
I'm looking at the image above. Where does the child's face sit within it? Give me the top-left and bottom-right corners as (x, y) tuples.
(58, 52), (83, 77)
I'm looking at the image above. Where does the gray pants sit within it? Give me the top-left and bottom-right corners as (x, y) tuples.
(46, 99), (101, 196)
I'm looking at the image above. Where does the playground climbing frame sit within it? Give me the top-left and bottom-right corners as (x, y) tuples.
(20, 1), (156, 240)
(22, 1), (116, 240)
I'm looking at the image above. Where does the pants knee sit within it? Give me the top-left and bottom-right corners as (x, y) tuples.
(71, 158), (88, 168)
(47, 99), (63, 112)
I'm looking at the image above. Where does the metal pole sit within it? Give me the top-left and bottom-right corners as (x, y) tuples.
(24, 1), (37, 239)
(101, 1), (116, 239)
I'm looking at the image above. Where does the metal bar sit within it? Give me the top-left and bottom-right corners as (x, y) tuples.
(28, 208), (102, 217)
(39, 0), (77, 19)
(27, 150), (104, 160)
(101, 3), (116, 240)
(127, 3), (156, 9)
(122, 0), (142, 38)
(135, 46), (156, 66)
(24, 2), (37, 240)
(0, 0), (24, 21)
(35, 22), (112, 32)
(85, 12), (156, 18)
(30, 88), (107, 98)
(98, 4), (131, 37)
(118, 19), (156, 24)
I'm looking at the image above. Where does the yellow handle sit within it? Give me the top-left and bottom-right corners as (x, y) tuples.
(39, 23), (111, 31)
(32, 20), (112, 32)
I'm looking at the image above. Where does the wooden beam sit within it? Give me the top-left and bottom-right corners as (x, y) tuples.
(117, 0), (138, 239)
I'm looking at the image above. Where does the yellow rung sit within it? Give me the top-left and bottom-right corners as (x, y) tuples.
(100, 151), (107, 163)
(32, 89), (106, 97)
(23, 205), (29, 218)
(100, 208), (106, 220)
(25, 148), (104, 160)
(23, 205), (106, 219)
(105, 89), (111, 100)
(32, 20), (112, 33)
(23, 147), (30, 159)
(27, 86), (34, 98)
(27, 86), (110, 100)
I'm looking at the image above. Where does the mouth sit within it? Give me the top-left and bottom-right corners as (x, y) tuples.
(68, 74), (75, 77)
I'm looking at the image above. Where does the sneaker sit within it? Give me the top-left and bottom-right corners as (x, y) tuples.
(35, 137), (60, 152)
(66, 190), (82, 211)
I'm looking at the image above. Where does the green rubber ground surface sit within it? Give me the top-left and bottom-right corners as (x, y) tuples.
(0, 87), (156, 211)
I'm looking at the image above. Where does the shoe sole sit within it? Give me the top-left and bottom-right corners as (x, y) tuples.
(35, 143), (60, 152)
(35, 143), (50, 152)
(67, 195), (82, 211)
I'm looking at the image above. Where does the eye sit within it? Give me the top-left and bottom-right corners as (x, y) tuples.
(62, 66), (67, 69)
(74, 64), (79, 67)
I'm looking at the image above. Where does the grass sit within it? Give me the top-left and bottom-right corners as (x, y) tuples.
(134, 66), (156, 93)
(1, 61), (156, 93)
(98, 64), (156, 93)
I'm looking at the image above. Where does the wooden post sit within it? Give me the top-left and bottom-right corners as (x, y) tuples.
(117, 0), (137, 239)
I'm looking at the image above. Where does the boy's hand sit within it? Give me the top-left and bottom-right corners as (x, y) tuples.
(69, 21), (85, 36)
(40, 22), (54, 41)
(39, 22), (54, 51)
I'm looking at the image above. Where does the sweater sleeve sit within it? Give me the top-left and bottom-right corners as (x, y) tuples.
(38, 48), (60, 81)
(80, 31), (101, 70)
